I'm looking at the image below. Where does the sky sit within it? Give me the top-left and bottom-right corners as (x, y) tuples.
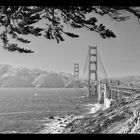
(0, 12), (140, 78)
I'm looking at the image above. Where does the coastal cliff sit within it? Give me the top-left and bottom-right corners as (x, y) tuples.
(63, 94), (140, 134)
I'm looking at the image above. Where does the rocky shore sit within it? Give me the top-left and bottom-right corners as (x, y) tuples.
(63, 94), (140, 134)
(38, 114), (82, 134)
(38, 93), (140, 134)
(38, 103), (105, 134)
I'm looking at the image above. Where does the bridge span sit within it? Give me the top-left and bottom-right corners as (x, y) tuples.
(97, 82), (140, 109)
(74, 45), (140, 109)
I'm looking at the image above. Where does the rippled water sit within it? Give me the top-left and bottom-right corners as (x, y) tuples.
(0, 88), (97, 133)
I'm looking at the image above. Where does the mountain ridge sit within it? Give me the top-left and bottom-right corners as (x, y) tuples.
(0, 64), (75, 88)
(0, 64), (139, 88)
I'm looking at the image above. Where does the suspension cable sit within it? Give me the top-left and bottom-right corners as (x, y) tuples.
(97, 49), (109, 79)
(81, 50), (89, 79)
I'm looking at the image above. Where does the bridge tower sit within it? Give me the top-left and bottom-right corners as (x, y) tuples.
(74, 63), (79, 88)
(88, 46), (98, 96)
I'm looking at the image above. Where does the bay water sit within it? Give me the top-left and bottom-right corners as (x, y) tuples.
(0, 88), (97, 133)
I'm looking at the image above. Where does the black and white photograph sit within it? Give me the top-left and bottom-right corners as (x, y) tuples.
(0, 6), (139, 134)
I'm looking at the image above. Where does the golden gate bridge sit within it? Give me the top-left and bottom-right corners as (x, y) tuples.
(73, 46), (140, 108)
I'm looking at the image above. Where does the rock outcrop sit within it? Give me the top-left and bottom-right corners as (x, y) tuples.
(63, 93), (140, 134)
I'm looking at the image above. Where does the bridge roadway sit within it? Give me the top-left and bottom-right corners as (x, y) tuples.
(98, 83), (140, 108)
(82, 80), (140, 105)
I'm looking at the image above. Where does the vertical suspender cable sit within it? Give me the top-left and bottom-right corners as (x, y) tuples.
(97, 50), (108, 79)
(81, 51), (89, 79)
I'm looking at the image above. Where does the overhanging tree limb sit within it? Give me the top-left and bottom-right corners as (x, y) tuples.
(0, 6), (140, 53)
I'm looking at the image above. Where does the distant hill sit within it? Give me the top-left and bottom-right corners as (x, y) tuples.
(0, 64), (76, 88)
(65, 80), (86, 88)
(0, 64), (139, 88)
(32, 73), (65, 88)
(109, 75), (140, 87)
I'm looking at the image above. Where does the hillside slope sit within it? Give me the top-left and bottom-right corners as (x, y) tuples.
(32, 73), (65, 88)
(63, 94), (140, 134)
(0, 64), (140, 88)
(0, 64), (76, 88)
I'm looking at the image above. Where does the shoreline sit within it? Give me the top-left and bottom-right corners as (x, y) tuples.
(38, 114), (79, 134)
(38, 103), (104, 134)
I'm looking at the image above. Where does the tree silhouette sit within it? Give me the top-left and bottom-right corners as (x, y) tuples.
(0, 6), (140, 53)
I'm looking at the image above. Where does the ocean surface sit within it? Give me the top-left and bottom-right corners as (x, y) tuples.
(0, 88), (97, 133)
